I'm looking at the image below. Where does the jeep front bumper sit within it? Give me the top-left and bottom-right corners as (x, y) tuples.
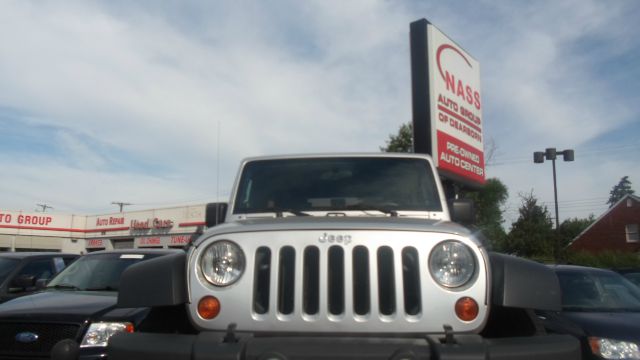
(107, 332), (580, 360)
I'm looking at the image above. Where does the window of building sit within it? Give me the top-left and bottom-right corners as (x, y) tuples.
(626, 224), (639, 243)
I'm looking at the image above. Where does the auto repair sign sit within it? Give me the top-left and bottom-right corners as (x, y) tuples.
(427, 24), (485, 185)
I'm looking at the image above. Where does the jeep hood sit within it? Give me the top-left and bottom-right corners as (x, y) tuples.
(197, 217), (473, 245)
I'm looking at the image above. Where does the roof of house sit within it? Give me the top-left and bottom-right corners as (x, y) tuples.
(567, 194), (639, 248)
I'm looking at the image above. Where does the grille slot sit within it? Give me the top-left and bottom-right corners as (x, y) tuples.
(303, 246), (320, 315)
(253, 244), (425, 318)
(402, 247), (422, 315)
(0, 322), (80, 357)
(352, 246), (370, 315)
(377, 246), (396, 315)
(277, 246), (296, 315)
(327, 246), (345, 315)
(253, 246), (271, 314)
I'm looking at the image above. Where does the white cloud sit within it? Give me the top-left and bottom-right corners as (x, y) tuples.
(0, 0), (638, 224)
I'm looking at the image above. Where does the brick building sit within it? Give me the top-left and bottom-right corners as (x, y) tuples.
(568, 194), (640, 253)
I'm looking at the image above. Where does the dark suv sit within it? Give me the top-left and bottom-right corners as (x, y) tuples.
(0, 252), (79, 303)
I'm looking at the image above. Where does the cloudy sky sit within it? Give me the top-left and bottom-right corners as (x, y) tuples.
(1, 0), (638, 227)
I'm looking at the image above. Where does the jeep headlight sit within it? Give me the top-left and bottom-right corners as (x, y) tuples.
(80, 322), (133, 348)
(200, 240), (245, 287)
(589, 337), (640, 359)
(429, 240), (476, 288)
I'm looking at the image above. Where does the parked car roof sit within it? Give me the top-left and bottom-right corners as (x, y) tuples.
(84, 248), (183, 256)
(0, 252), (77, 259)
(549, 264), (616, 274)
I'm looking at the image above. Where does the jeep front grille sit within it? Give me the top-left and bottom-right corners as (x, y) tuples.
(251, 245), (423, 318)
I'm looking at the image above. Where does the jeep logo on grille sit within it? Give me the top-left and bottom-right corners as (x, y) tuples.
(318, 233), (352, 245)
(15, 332), (39, 344)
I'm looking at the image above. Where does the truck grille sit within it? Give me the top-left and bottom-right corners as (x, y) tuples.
(0, 322), (81, 358)
(251, 245), (423, 318)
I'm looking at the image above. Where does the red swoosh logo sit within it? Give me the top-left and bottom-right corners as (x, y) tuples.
(436, 44), (472, 81)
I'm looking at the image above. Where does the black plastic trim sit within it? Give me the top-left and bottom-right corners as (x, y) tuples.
(108, 332), (580, 360)
(489, 253), (561, 311)
(117, 252), (188, 308)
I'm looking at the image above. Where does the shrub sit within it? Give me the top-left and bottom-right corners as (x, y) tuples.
(566, 250), (640, 269)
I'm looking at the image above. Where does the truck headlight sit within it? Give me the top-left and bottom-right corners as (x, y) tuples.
(429, 240), (476, 288)
(201, 240), (245, 287)
(80, 322), (133, 348)
(589, 337), (640, 359)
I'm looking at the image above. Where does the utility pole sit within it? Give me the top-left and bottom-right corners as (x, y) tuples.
(36, 203), (53, 212)
(111, 202), (132, 213)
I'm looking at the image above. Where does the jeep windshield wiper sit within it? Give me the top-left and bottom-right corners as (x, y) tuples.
(274, 209), (310, 217)
(48, 283), (81, 291)
(241, 208), (310, 217)
(343, 204), (399, 217)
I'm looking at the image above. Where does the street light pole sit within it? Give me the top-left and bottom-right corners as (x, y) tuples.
(551, 154), (559, 231)
(533, 147), (574, 262)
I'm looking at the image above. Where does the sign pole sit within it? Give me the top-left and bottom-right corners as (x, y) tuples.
(410, 19), (431, 155)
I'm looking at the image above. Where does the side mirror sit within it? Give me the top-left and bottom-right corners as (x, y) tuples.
(11, 274), (36, 291)
(35, 278), (49, 290)
(205, 202), (228, 228)
(449, 199), (475, 225)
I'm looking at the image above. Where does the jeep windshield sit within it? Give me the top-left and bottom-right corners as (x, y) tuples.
(233, 157), (443, 217)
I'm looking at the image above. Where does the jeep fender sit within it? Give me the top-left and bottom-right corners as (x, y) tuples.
(118, 251), (188, 308)
(489, 252), (561, 311)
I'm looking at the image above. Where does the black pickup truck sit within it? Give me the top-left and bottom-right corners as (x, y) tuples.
(0, 252), (78, 303)
(0, 249), (187, 359)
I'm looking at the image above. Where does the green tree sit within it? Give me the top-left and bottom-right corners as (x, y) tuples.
(557, 215), (595, 261)
(380, 123), (413, 152)
(461, 178), (509, 251)
(506, 192), (553, 258)
(607, 176), (635, 207)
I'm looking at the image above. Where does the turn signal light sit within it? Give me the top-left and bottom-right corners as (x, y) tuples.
(198, 296), (221, 320)
(455, 297), (478, 322)
(125, 323), (134, 333)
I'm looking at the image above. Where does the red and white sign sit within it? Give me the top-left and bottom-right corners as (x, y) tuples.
(0, 211), (76, 232)
(0, 213), (53, 227)
(135, 234), (193, 247)
(131, 218), (174, 230)
(86, 238), (107, 248)
(427, 24), (485, 185)
(95, 216), (125, 227)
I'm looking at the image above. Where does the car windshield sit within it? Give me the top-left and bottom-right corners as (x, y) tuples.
(0, 258), (19, 284)
(621, 272), (640, 288)
(557, 270), (640, 312)
(46, 253), (162, 291)
(233, 157), (442, 215)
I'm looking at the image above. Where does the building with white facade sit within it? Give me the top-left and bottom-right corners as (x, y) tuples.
(0, 204), (208, 254)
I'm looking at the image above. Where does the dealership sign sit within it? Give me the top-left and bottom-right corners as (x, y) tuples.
(410, 19), (485, 186)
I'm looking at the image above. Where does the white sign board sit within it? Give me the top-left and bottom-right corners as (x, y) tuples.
(427, 24), (485, 185)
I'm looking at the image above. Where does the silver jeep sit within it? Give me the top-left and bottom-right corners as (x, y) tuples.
(107, 154), (581, 360)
